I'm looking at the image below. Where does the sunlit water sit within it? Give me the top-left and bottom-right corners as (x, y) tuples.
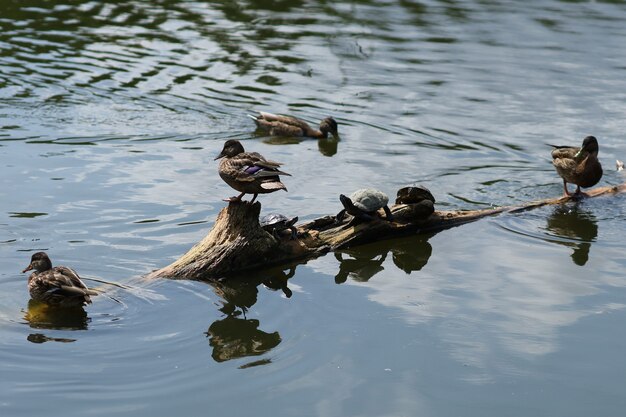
(2, 1), (626, 416)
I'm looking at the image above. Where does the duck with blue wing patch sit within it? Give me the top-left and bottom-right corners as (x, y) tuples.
(215, 139), (291, 203)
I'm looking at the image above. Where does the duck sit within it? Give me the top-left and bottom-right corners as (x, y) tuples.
(22, 252), (98, 307)
(215, 139), (291, 203)
(549, 135), (603, 196)
(249, 111), (338, 139)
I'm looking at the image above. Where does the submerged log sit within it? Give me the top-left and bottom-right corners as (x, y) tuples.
(149, 182), (626, 280)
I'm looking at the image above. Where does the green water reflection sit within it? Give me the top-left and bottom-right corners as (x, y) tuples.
(23, 299), (88, 343)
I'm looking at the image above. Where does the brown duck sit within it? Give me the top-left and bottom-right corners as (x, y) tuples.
(249, 111), (338, 139)
(549, 135), (603, 196)
(22, 252), (98, 307)
(215, 139), (290, 203)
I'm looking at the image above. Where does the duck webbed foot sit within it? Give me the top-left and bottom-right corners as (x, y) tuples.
(571, 186), (589, 199)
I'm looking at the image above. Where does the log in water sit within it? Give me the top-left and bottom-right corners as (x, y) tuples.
(149, 183), (626, 280)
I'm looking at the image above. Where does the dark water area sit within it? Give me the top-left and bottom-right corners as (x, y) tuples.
(2, 1), (626, 416)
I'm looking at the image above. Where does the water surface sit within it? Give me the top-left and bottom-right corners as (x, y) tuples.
(2, 1), (626, 416)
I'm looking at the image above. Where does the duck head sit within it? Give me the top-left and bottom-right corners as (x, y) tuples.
(215, 140), (245, 160)
(22, 252), (53, 273)
(575, 136), (599, 158)
(319, 117), (339, 139)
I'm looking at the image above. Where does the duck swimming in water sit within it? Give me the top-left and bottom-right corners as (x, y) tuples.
(22, 252), (98, 307)
(215, 139), (290, 203)
(549, 135), (603, 196)
(249, 111), (338, 139)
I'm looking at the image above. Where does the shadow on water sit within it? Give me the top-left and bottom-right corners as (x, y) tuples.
(544, 204), (598, 266)
(23, 299), (89, 343)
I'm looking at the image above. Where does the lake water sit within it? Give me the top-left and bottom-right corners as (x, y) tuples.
(1, 1), (626, 416)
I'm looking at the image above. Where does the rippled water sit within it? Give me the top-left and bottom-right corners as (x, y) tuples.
(2, 1), (626, 416)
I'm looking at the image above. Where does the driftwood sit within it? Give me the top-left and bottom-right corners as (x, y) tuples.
(148, 182), (626, 280)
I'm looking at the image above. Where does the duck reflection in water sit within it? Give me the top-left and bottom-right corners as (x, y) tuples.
(334, 235), (433, 284)
(259, 135), (340, 157)
(545, 204), (598, 266)
(205, 266), (297, 363)
(206, 315), (281, 363)
(24, 299), (89, 343)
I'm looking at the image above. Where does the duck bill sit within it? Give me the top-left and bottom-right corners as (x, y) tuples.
(214, 152), (225, 161)
(22, 263), (33, 273)
(574, 148), (584, 158)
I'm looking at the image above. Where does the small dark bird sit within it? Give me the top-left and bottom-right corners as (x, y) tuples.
(549, 135), (603, 196)
(214, 139), (290, 203)
(249, 111), (338, 139)
(22, 252), (98, 307)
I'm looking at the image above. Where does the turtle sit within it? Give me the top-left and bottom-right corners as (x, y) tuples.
(336, 188), (393, 224)
(260, 213), (299, 240)
(395, 184), (436, 205)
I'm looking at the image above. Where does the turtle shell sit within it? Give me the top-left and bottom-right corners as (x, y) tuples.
(260, 213), (297, 229)
(395, 184), (435, 205)
(349, 188), (389, 212)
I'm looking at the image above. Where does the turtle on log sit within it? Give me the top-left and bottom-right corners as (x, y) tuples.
(336, 188), (393, 225)
(395, 184), (435, 205)
(260, 213), (299, 240)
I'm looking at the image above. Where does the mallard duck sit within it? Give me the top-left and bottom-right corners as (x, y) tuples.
(215, 139), (291, 203)
(549, 135), (603, 196)
(22, 252), (98, 307)
(249, 111), (338, 139)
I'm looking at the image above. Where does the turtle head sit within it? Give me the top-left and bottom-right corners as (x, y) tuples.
(339, 194), (354, 210)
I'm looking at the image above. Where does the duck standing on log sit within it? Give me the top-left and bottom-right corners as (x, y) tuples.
(549, 135), (603, 196)
(215, 139), (291, 203)
(249, 111), (339, 139)
(22, 252), (98, 307)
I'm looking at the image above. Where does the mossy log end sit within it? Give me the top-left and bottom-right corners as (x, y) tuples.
(148, 182), (626, 280)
